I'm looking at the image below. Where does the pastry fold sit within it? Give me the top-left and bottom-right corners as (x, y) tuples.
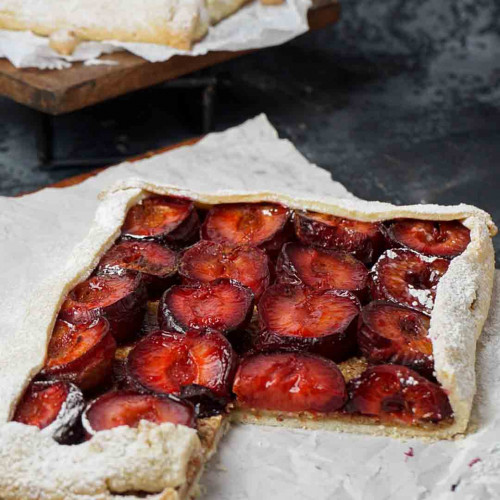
(0, 0), (257, 50)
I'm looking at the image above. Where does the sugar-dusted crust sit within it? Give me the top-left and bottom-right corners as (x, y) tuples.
(0, 178), (495, 498)
(0, 0), (271, 51)
(0, 420), (202, 499)
(0, 0), (210, 50)
(0, 415), (227, 500)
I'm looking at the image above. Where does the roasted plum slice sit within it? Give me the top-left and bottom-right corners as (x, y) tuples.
(60, 271), (147, 343)
(276, 242), (368, 299)
(179, 240), (270, 299)
(121, 195), (200, 246)
(202, 202), (291, 254)
(41, 318), (116, 391)
(255, 284), (360, 362)
(158, 279), (254, 334)
(83, 390), (196, 437)
(345, 365), (452, 424)
(233, 352), (347, 413)
(369, 249), (449, 314)
(357, 301), (434, 377)
(385, 219), (470, 258)
(98, 240), (178, 298)
(13, 381), (85, 444)
(127, 330), (237, 402)
(294, 211), (385, 264)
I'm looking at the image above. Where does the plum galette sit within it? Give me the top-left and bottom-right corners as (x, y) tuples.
(0, 182), (495, 499)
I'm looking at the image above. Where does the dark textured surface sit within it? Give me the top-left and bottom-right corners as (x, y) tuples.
(1, 0), (499, 261)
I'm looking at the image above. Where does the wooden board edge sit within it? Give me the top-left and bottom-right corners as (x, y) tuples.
(1, 3), (339, 115)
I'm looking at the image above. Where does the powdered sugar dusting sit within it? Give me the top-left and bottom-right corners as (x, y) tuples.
(429, 216), (495, 430)
(1, 0), (206, 36)
(43, 382), (85, 444)
(0, 421), (200, 498)
(407, 286), (435, 311)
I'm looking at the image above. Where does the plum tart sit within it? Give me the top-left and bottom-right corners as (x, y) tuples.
(0, 183), (495, 500)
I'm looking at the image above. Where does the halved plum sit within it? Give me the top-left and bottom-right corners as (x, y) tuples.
(179, 240), (270, 299)
(294, 211), (385, 264)
(98, 240), (178, 298)
(255, 284), (361, 362)
(127, 330), (237, 402)
(233, 352), (347, 413)
(83, 391), (196, 437)
(276, 242), (368, 299)
(59, 271), (147, 343)
(202, 203), (291, 254)
(385, 219), (470, 258)
(158, 279), (254, 334)
(121, 195), (200, 246)
(344, 365), (452, 424)
(357, 301), (434, 377)
(369, 249), (449, 314)
(13, 381), (85, 444)
(41, 318), (116, 391)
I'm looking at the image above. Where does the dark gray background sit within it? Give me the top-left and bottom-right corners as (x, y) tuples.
(1, 0), (499, 262)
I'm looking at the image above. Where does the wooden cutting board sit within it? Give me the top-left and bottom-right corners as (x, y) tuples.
(0, 3), (340, 115)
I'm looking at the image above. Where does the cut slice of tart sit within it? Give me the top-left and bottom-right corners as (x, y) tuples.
(0, 181), (495, 499)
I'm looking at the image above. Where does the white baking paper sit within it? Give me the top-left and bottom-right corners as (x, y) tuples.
(0, 0), (311, 69)
(0, 115), (498, 500)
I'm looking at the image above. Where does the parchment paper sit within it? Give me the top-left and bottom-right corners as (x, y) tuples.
(0, 0), (311, 69)
(0, 115), (498, 499)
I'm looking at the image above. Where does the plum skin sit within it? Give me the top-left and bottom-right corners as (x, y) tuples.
(157, 278), (254, 335)
(254, 285), (361, 363)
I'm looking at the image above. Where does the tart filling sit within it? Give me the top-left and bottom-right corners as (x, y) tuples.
(13, 194), (475, 437)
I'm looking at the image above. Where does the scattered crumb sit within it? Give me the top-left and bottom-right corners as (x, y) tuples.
(49, 29), (80, 55)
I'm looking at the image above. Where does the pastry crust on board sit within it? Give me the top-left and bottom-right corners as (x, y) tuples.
(0, 0), (211, 50)
(0, 0), (273, 50)
(0, 179), (495, 497)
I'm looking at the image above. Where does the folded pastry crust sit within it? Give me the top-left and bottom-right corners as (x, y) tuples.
(0, 0), (274, 50)
(0, 179), (495, 498)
